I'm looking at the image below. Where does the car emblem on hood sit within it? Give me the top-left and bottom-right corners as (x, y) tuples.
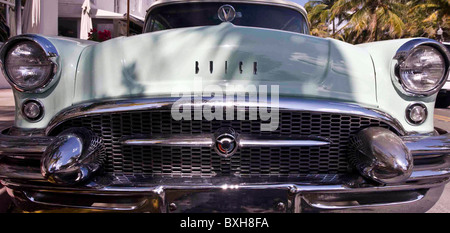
(218, 5), (236, 22)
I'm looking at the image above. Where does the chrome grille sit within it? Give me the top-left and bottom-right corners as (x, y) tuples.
(50, 110), (395, 177)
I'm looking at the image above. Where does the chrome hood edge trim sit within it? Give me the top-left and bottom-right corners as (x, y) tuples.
(45, 97), (407, 136)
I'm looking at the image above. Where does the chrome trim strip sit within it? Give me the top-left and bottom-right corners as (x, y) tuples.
(410, 156), (450, 180)
(0, 34), (60, 93)
(393, 38), (450, 97)
(6, 127), (46, 137)
(303, 193), (426, 210)
(0, 133), (54, 155)
(239, 139), (330, 147)
(45, 97), (407, 136)
(121, 134), (331, 148)
(0, 145), (47, 155)
(0, 164), (43, 180)
(411, 169), (450, 180)
(403, 133), (450, 156)
(122, 135), (214, 147)
(23, 191), (149, 211)
(2, 172), (448, 195)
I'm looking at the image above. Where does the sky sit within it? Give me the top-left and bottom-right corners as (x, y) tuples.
(290, 0), (309, 6)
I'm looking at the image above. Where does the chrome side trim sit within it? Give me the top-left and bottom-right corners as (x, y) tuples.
(6, 127), (46, 137)
(0, 163), (43, 180)
(403, 133), (450, 156)
(121, 135), (331, 148)
(393, 38), (450, 97)
(0, 132), (54, 155)
(239, 138), (330, 147)
(122, 135), (214, 147)
(302, 192), (426, 210)
(0, 34), (60, 93)
(23, 191), (149, 212)
(45, 97), (407, 136)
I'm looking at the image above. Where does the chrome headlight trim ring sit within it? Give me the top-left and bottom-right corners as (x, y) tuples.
(393, 38), (450, 97)
(0, 34), (60, 93)
(405, 102), (428, 126)
(20, 98), (45, 123)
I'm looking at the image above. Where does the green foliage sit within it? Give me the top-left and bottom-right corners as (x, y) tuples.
(0, 5), (10, 42)
(305, 0), (339, 38)
(306, 0), (450, 44)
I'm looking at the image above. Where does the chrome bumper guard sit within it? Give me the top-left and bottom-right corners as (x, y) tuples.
(1, 128), (450, 213)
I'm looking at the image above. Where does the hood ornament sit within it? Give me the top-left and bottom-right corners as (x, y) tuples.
(218, 5), (236, 22)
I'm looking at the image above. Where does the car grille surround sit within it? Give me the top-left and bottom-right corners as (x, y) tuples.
(50, 109), (396, 177)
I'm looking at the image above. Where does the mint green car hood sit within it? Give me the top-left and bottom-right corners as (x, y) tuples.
(75, 23), (377, 107)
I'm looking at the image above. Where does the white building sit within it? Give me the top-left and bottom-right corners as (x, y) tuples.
(58, 0), (154, 38)
(0, 0), (154, 38)
(0, 0), (154, 89)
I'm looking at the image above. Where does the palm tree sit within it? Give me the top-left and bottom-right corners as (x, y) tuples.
(305, 0), (338, 36)
(330, 0), (406, 43)
(406, 0), (450, 40)
(0, 4), (10, 42)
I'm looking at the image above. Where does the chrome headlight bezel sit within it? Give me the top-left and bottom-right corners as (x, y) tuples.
(405, 102), (428, 126)
(21, 98), (45, 122)
(0, 34), (60, 93)
(393, 39), (450, 97)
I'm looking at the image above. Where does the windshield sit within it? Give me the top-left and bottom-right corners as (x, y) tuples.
(145, 3), (309, 34)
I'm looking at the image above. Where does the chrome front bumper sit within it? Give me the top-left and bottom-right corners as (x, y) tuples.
(1, 127), (450, 213)
(2, 174), (448, 213)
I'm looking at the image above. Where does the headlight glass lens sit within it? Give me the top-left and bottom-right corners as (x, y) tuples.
(398, 45), (446, 94)
(5, 41), (54, 91)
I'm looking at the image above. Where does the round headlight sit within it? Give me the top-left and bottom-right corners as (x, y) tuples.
(397, 45), (447, 95)
(4, 41), (55, 91)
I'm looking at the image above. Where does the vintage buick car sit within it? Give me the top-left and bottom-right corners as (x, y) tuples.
(0, 0), (450, 213)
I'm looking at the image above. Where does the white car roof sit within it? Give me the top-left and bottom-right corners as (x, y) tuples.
(146, 0), (308, 17)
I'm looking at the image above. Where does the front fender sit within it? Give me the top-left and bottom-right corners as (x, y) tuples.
(3, 35), (97, 130)
(358, 39), (439, 134)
